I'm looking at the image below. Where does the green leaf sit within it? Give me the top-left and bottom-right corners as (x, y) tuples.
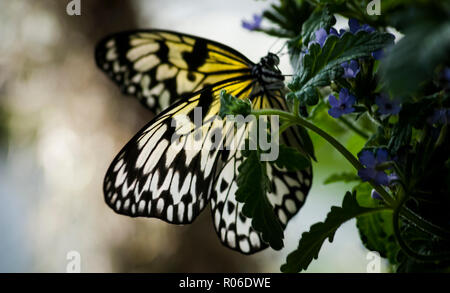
(380, 6), (450, 97)
(299, 7), (335, 49)
(272, 144), (311, 172)
(262, 0), (314, 38)
(324, 172), (360, 185)
(288, 30), (395, 106)
(281, 191), (385, 272)
(388, 123), (411, 154)
(353, 182), (380, 208)
(357, 211), (399, 265)
(236, 149), (284, 250)
(218, 90), (251, 118)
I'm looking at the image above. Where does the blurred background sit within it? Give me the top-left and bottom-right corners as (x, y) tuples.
(0, 0), (388, 272)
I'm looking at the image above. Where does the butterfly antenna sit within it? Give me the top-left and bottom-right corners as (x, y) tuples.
(275, 42), (288, 55)
(268, 37), (282, 54)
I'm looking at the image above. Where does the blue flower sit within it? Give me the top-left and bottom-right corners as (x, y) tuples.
(314, 28), (328, 48)
(349, 18), (375, 34)
(372, 49), (384, 60)
(388, 173), (400, 186)
(427, 108), (450, 125)
(328, 88), (356, 118)
(444, 67), (450, 82)
(347, 19), (390, 60)
(358, 149), (390, 185)
(371, 189), (383, 200)
(242, 14), (262, 31)
(312, 27), (344, 48)
(375, 94), (401, 115)
(341, 60), (360, 79)
(329, 27), (345, 37)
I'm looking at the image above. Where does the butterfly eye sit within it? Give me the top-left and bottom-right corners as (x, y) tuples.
(267, 53), (280, 66)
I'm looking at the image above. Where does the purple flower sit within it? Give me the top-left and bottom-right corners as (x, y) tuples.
(444, 67), (450, 82)
(375, 94), (401, 115)
(361, 24), (376, 33)
(372, 49), (384, 60)
(329, 27), (339, 36)
(371, 189), (383, 200)
(312, 27), (344, 49)
(328, 88), (356, 118)
(341, 60), (360, 79)
(349, 18), (375, 34)
(314, 28), (328, 48)
(388, 173), (399, 186)
(427, 108), (450, 125)
(242, 14), (262, 31)
(358, 149), (390, 185)
(329, 27), (345, 37)
(348, 19), (389, 60)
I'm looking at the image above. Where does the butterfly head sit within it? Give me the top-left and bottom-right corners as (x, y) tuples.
(261, 52), (280, 68)
(252, 53), (284, 93)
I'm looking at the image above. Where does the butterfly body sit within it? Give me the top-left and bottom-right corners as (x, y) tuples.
(96, 30), (313, 254)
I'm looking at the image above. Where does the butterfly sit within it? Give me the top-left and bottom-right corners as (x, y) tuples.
(95, 30), (314, 254)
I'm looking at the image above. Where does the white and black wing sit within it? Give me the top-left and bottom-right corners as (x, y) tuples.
(210, 92), (313, 254)
(103, 89), (221, 223)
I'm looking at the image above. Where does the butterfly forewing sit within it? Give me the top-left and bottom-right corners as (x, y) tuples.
(95, 30), (253, 112)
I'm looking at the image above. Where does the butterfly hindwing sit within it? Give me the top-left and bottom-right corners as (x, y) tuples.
(104, 89), (217, 224)
(210, 91), (313, 254)
(103, 77), (255, 224)
(95, 30), (254, 112)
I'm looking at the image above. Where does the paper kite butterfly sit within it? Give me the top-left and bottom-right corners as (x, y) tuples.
(95, 30), (314, 254)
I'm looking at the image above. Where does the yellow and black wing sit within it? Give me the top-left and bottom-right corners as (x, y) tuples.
(95, 30), (254, 112)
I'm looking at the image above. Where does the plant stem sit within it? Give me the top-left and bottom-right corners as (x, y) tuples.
(338, 116), (370, 139)
(251, 108), (450, 236)
(253, 109), (362, 168)
(399, 205), (450, 241)
(393, 195), (450, 261)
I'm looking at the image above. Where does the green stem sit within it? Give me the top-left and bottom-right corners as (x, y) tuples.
(253, 109), (362, 169)
(253, 108), (395, 204)
(399, 206), (450, 241)
(251, 108), (450, 237)
(292, 98), (300, 117)
(393, 196), (450, 262)
(279, 122), (295, 134)
(338, 116), (370, 139)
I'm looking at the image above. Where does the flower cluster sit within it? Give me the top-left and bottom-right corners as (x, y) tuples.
(375, 94), (401, 115)
(357, 149), (393, 186)
(328, 88), (356, 118)
(242, 0), (450, 273)
(341, 60), (360, 79)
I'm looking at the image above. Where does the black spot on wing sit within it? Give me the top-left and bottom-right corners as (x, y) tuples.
(220, 180), (228, 192)
(182, 39), (208, 71)
(156, 40), (169, 63)
(227, 201), (235, 214)
(187, 88), (214, 121)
